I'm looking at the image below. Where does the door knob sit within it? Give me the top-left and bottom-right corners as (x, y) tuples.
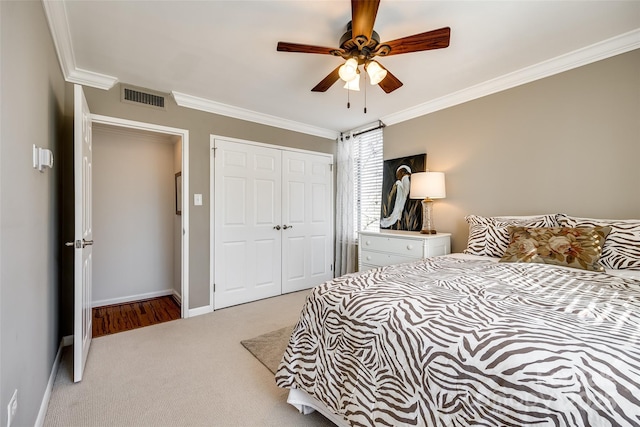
(65, 239), (93, 248)
(273, 225), (281, 230)
(283, 225), (293, 230)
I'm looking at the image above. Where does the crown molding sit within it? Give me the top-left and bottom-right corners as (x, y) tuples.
(43, 0), (638, 135)
(42, 0), (117, 90)
(172, 91), (338, 140)
(382, 28), (640, 126)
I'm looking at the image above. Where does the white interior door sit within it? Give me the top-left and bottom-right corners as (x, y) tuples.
(73, 84), (93, 382)
(281, 151), (333, 293)
(214, 140), (282, 309)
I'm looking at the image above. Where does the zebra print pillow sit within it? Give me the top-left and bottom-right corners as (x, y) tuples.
(556, 214), (640, 270)
(463, 214), (559, 257)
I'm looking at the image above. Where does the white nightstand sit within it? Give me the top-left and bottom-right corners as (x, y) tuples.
(358, 230), (451, 272)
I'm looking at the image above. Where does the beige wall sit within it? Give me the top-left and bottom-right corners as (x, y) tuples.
(92, 126), (177, 306)
(384, 49), (640, 253)
(0, 1), (67, 425)
(83, 85), (335, 309)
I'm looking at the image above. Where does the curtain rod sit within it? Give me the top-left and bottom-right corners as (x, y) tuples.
(340, 120), (386, 139)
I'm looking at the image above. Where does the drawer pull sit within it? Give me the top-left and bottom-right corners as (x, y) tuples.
(366, 256), (372, 261)
(406, 244), (414, 250)
(365, 240), (371, 246)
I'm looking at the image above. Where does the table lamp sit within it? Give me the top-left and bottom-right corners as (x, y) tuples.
(409, 171), (446, 234)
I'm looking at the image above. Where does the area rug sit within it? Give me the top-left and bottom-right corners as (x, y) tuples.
(241, 325), (294, 374)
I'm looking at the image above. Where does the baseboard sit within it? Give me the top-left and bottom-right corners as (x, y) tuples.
(92, 289), (174, 308)
(188, 304), (213, 317)
(172, 289), (182, 305)
(35, 338), (65, 427)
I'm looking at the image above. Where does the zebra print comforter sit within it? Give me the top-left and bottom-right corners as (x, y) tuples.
(275, 256), (640, 426)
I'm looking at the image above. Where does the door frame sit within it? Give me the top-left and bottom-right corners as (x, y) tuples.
(209, 134), (334, 310)
(92, 114), (191, 318)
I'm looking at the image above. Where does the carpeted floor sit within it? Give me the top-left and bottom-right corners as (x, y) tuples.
(241, 325), (295, 374)
(44, 291), (334, 427)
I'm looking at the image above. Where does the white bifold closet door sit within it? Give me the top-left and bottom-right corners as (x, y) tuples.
(214, 139), (333, 309)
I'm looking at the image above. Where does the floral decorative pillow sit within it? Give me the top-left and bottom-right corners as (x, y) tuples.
(499, 226), (611, 272)
(463, 214), (559, 257)
(556, 214), (640, 270)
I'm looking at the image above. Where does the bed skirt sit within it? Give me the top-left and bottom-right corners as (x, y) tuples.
(287, 389), (349, 427)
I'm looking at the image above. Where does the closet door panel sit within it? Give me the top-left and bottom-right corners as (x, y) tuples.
(285, 236), (306, 280)
(311, 235), (328, 275)
(287, 181), (306, 223)
(282, 151), (333, 293)
(214, 140), (282, 309)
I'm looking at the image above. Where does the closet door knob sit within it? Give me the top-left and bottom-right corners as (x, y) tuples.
(273, 225), (281, 230)
(283, 225), (293, 230)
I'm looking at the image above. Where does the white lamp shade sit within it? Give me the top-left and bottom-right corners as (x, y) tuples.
(409, 171), (446, 199)
(343, 72), (360, 91)
(338, 58), (358, 82)
(366, 60), (387, 85)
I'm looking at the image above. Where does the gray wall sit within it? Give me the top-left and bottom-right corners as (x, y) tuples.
(92, 126), (177, 306)
(82, 85), (335, 312)
(0, 2), (67, 426)
(384, 49), (640, 253)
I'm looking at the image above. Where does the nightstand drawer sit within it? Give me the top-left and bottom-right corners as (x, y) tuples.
(360, 249), (418, 267)
(360, 234), (423, 258)
(425, 237), (450, 257)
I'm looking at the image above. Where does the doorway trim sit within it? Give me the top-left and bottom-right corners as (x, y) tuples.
(91, 114), (191, 318)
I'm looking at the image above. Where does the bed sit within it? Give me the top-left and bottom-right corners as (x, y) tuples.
(275, 214), (640, 426)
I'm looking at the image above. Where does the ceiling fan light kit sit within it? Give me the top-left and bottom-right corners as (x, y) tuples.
(338, 58), (359, 82)
(277, 0), (451, 105)
(343, 72), (361, 91)
(365, 60), (387, 85)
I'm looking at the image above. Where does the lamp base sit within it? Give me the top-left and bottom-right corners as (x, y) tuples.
(420, 198), (437, 235)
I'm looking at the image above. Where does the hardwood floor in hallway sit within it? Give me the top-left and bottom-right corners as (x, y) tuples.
(92, 295), (181, 338)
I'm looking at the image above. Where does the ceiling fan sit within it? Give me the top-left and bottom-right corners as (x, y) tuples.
(277, 0), (450, 94)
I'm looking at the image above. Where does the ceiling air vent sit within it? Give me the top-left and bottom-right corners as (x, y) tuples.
(121, 85), (166, 110)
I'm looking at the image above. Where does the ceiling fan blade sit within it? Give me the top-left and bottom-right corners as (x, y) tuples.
(380, 27), (450, 57)
(277, 42), (339, 55)
(311, 66), (342, 92)
(378, 68), (403, 94)
(351, 0), (380, 42)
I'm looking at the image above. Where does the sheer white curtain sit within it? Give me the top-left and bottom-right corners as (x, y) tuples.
(334, 132), (358, 276)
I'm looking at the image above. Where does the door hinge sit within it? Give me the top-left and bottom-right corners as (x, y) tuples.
(212, 147), (217, 157)
(213, 283), (216, 292)
(329, 164), (333, 172)
(330, 263), (333, 271)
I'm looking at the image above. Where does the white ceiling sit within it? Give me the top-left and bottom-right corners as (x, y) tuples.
(48, 1), (640, 138)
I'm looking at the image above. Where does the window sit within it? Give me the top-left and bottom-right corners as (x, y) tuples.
(353, 128), (383, 238)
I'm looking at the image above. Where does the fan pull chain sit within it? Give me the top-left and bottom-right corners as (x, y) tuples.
(364, 72), (367, 114)
(347, 85), (351, 109)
